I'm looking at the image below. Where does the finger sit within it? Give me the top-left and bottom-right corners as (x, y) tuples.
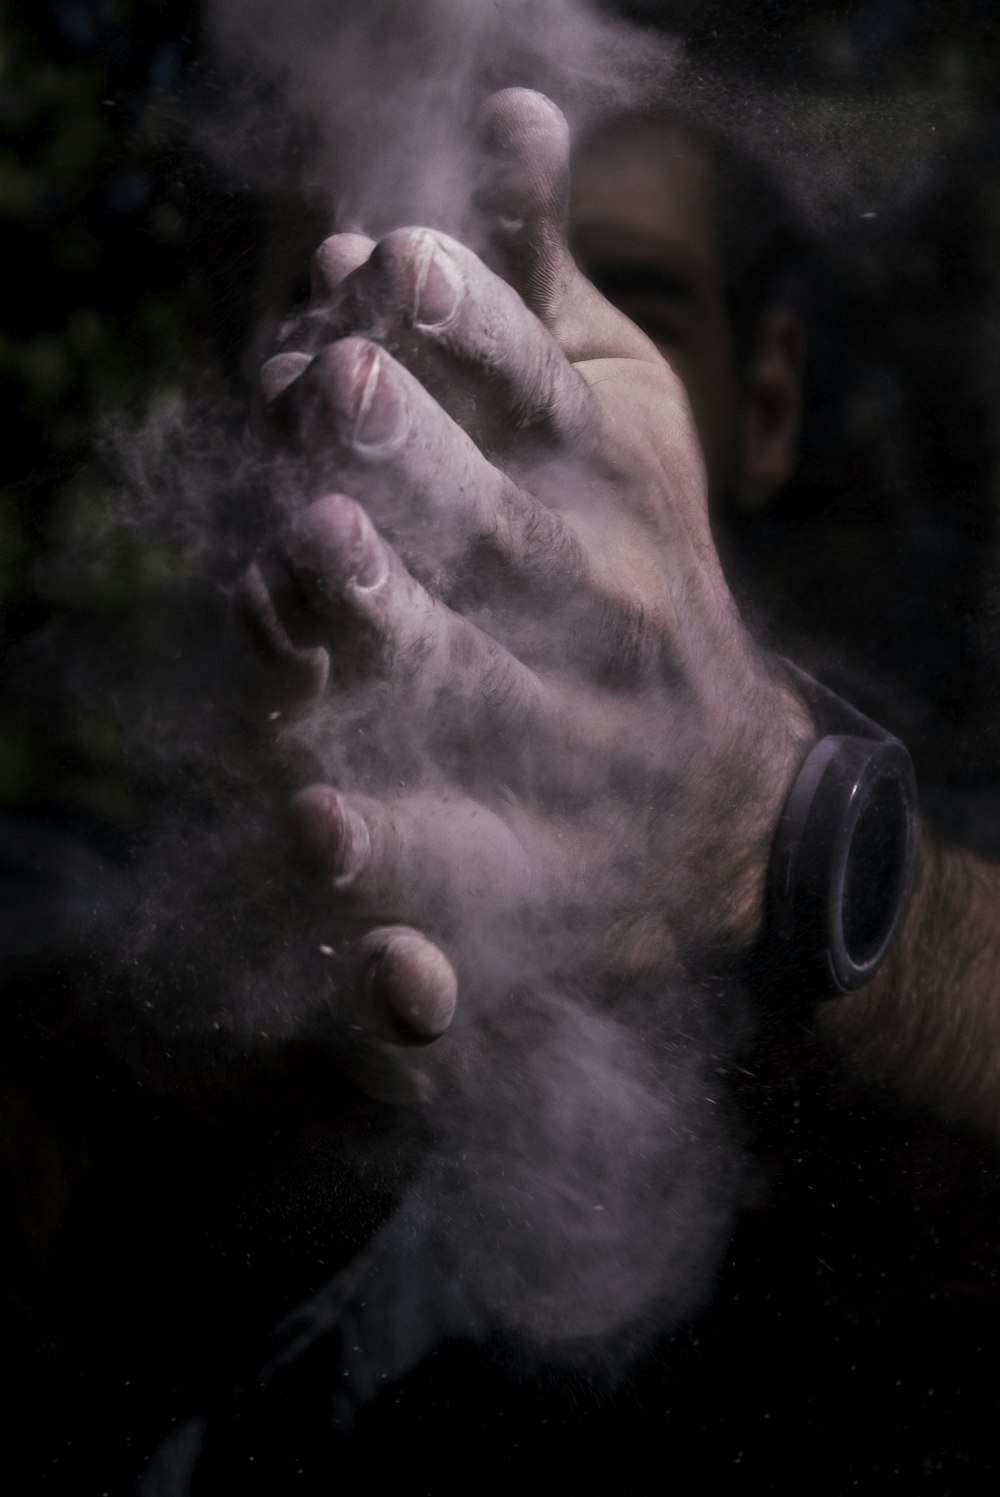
(288, 784), (536, 950)
(229, 560), (330, 712)
(250, 489), (676, 800)
(474, 87), (665, 370)
(257, 345), (682, 680)
(257, 238), (377, 414)
(277, 226), (594, 453)
(280, 493), (566, 788)
(263, 337), (589, 605)
(473, 86), (571, 323)
(357, 926), (457, 1045)
(250, 350), (313, 438)
(265, 492), (675, 795)
(311, 231), (376, 300)
(288, 783), (651, 1005)
(315, 923), (457, 1047)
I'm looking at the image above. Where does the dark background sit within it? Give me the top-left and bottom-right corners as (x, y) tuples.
(3, 3), (1000, 1492)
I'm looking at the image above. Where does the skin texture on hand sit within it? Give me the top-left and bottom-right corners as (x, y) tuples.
(817, 834), (1000, 1144)
(239, 88), (815, 1059)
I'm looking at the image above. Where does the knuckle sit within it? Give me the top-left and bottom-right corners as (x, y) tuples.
(594, 593), (670, 686)
(555, 367), (595, 441)
(479, 639), (525, 714)
(507, 340), (589, 442)
(519, 501), (586, 586)
(394, 621), (436, 679)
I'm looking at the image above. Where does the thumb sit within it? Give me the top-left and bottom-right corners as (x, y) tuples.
(474, 87), (662, 368)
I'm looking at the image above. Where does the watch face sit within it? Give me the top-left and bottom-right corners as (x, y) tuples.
(820, 738), (918, 993)
(840, 760), (914, 971)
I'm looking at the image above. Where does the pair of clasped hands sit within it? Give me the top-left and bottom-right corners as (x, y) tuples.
(239, 89), (810, 1068)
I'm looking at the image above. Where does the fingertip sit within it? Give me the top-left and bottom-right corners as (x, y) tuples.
(310, 337), (409, 450)
(361, 927), (458, 1045)
(312, 232), (376, 300)
(286, 493), (388, 599)
(474, 89), (571, 321)
(478, 88), (570, 158)
(290, 785), (372, 887)
(251, 350), (314, 440)
(477, 87), (571, 215)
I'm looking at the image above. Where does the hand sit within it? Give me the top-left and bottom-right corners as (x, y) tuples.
(240, 89), (813, 1058)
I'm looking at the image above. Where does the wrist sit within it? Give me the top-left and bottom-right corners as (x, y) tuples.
(693, 658), (815, 951)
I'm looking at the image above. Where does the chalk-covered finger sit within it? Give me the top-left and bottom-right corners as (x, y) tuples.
(264, 492), (673, 789)
(314, 923), (457, 1047)
(311, 231), (376, 299)
(474, 87), (665, 369)
(282, 493), (556, 776)
(267, 337), (589, 603)
(250, 351), (314, 438)
(280, 225), (594, 452)
(289, 784), (536, 946)
(258, 345), (682, 681)
(251, 347), (686, 686)
(357, 926), (457, 1045)
(474, 87), (572, 323)
(230, 559), (330, 710)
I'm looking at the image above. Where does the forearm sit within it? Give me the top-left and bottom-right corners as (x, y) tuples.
(816, 828), (1000, 1141)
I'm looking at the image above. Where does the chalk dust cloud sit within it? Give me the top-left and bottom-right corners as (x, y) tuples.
(202, 0), (678, 235)
(20, 0), (774, 1372)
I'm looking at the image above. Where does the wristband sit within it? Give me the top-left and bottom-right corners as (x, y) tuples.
(759, 662), (919, 998)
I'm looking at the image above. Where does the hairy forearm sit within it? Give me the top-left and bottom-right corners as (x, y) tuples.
(817, 828), (1000, 1141)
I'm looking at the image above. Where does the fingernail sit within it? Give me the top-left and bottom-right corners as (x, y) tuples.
(365, 930), (458, 1044)
(353, 343), (407, 447)
(414, 234), (463, 328)
(290, 787), (371, 887)
(288, 494), (386, 593)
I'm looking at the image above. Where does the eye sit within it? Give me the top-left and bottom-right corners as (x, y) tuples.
(579, 259), (699, 352)
(610, 295), (686, 349)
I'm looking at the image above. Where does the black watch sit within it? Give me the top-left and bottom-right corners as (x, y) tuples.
(758, 662), (919, 999)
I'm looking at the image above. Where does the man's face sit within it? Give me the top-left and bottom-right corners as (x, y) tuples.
(569, 123), (744, 500)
